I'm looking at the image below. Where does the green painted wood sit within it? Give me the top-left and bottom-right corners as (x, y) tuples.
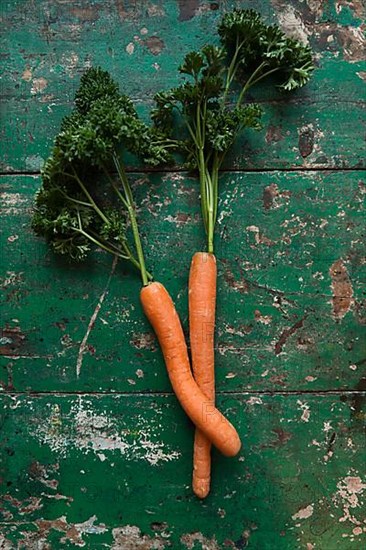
(1, 1), (365, 548)
(0, 393), (365, 549)
(1, 0), (365, 172)
(1, 172), (364, 393)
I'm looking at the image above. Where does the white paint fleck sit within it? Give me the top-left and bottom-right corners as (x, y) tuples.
(126, 42), (135, 55)
(135, 369), (144, 379)
(225, 372), (236, 379)
(323, 421), (333, 433)
(26, 154), (45, 171)
(349, 364), (357, 371)
(297, 400), (310, 422)
(276, 5), (310, 44)
(7, 235), (18, 243)
(32, 399), (180, 466)
(60, 52), (79, 76)
(31, 77), (48, 94)
(324, 450), (334, 463)
(246, 397), (263, 406)
(305, 376), (317, 382)
(22, 67), (33, 81)
(292, 504), (314, 520)
(112, 525), (167, 549)
(333, 475), (366, 526)
(74, 515), (107, 537)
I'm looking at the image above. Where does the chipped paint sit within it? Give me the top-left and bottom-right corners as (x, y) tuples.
(1, 1), (366, 546)
(275, 4), (310, 44)
(329, 259), (354, 319)
(130, 332), (157, 351)
(30, 77), (48, 94)
(32, 399), (180, 466)
(297, 400), (311, 422)
(181, 532), (220, 550)
(246, 396), (263, 406)
(144, 36), (165, 55)
(292, 504), (314, 520)
(333, 475), (366, 526)
(21, 67), (32, 81)
(254, 310), (272, 325)
(126, 42), (135, 55)
(112, 525), (167, 549)
(34, 515), (106, 547)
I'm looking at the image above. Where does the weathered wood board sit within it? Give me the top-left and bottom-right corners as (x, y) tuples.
(1, 172), (365, 393)
(0, 393), (365, 548)
(1, 0), (366, 172)
(1, 0), (365, 549)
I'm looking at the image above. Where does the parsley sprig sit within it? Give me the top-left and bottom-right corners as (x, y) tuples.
(32, 67), (169, 285)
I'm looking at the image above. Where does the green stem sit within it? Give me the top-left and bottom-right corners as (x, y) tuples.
(211, 152), (220, 228)
(236, 61), (267, 106)
(113, 154), (150, 286)
(222, 37), (244, 105)
(71, 169), (109, 224)
(245, 66), (281, 91)
(58, 187), (93, 208)
(198, 149), (209, 232)
(237, 63), (282, 106)
(206, 174), (214, 254)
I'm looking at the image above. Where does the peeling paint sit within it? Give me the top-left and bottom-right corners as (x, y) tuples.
(246, 396), (263, 406)
(254, 310), (272, 325)
(130, 332), (157, 351)
(297, 400), (311, 422)
(275, 4), (310, 44)
(181, 532), (220, 550)
(333, 475), (366, 526)
(292, 504), (314, 520)
(112, 525), (168, 549)
(32, 400), (180, 466)
(31, 77), (48, 94)
(329, 259), (354, 319)
(126, 42), (135, 55)
(144, 36), (165, 55)
(33, 515), (106, 547)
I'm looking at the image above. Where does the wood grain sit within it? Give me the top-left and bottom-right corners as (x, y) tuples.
(1, 0), (365, 548)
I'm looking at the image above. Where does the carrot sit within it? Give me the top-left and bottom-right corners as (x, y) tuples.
(140, 281), (241, 458)
(189, 252), (216, 498)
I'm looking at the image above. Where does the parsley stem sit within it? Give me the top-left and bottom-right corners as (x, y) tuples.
(113, 154), (150, 286)
(236, 61), (268, 106)
(71, 169), (109, 225)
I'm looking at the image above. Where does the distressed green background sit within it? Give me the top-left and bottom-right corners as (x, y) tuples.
(0, 1), (365, 548)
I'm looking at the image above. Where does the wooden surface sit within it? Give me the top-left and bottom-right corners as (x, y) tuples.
(1, 1), (365, 549)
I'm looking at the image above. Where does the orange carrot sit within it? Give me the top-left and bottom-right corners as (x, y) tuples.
(140, 281), (241, 457)
(189, 252), (216, 498)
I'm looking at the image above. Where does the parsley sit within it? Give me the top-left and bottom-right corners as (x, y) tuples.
(32, 67), (170, 284)
(152, 9), (314, 253)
